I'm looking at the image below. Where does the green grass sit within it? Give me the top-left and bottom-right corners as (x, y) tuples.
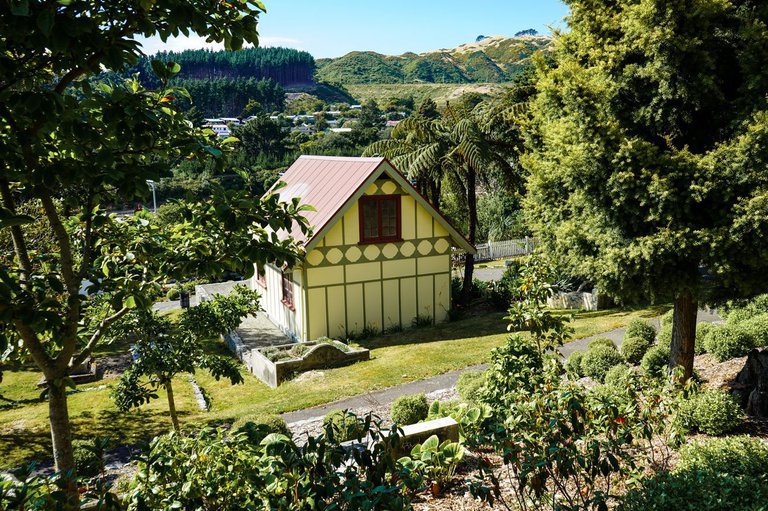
(0, 305), (666, 468)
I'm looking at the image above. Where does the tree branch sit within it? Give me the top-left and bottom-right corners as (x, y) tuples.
(78, 192), (96, 281)
(39, 191), (82, 368)
(0, 177), (34, 285)
(14, 320), (54, 375)
(72, 306), (131, 367)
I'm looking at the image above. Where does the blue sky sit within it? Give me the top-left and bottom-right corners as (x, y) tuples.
(138, 0), (569, 58)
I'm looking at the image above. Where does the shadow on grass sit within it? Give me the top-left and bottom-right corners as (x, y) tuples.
(357, 311), (509, 350)
(0, 427), (51, 468)
(358, 305), (670, 350)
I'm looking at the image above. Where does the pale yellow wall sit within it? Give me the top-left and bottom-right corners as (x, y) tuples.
(297, 169), (458, 340)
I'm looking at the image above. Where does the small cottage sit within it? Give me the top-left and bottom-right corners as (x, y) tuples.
(254, 156), (475, 341)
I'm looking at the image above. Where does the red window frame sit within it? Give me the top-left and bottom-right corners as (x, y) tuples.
(281, 271), (294, 310)
(358, 195), (402, 244)
(255, 267), (266, 288)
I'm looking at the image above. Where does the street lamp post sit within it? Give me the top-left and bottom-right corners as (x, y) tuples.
(146, 179), (157, 214)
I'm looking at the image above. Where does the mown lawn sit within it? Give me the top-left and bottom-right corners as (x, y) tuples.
(0, 305), (666, 469)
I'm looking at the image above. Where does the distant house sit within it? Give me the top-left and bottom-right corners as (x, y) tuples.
(254, 156), (475, 341)
(205, 124), (231, 138)
(386, 120), (401, 127)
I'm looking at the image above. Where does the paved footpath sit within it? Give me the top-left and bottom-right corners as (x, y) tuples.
(283, 309), (721, 425)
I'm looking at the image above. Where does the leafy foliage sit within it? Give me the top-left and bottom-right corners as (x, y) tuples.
(604, 364), (633, 389)
(390, 394), (429, 426)
(322, 410), (366, 443)
(111, 287), (259, 430)
(621, 336), (654, 365)
(581, 345), (625, 382)
(702, 324), (753, 362)
(565, 350), (585, 378)
(126, 419), (411, 511)
(0, 465), (120, 511)
(734, 313), (768, 349)
(456, 370), (487, 404)
(587, 337), (617, 351)
(624, 319), (656, 346)
(232, 415), (292, 446)
(641, 345), (671, 378)
(686, 390), (743, 436)
(0, 0), (306, 486)
(72, 438), (108, 479)
(397, 435), (464, 495)
(523, 0), (768, 380)
(619, 436), (768, 511)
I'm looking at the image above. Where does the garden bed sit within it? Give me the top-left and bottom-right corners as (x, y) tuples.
(250, 339), (370, 387)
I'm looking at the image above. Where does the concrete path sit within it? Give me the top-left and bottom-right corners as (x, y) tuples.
(473, 267), (506, 282)
(236, 313), (291, 349)
(282, 309), (721, 425)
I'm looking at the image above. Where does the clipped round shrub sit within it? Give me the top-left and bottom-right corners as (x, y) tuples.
(587, 337), (617, 351)
(581, 345), (624, 382)
(390, 394), (429, 425)
(657, 323), (672, 347)
(694, 322), (712, 355)
(621, 336), (653, 364)
(703, 324), (753, 362)
(690, 390), (743, 436)
(660, 309), (674, 328)
(678, 435), (768, 475)
(736, 312), (768, 349)
(604, 363), (633, 388)
(72, 439), (103, 478)
(641, 345), (670, 377)
(624, 319), (656, 345)
(323, 410), (365, 442)
(565, 351), (585, 378)
(722, 294), (768, 324)
(456, 370), (486, 404)
(233, 414), (291, 445)
(618, 463), (768, 510)
(166, 287), (181, 301)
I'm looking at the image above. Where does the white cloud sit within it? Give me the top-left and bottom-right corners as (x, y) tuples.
(134, 34), (303, 55)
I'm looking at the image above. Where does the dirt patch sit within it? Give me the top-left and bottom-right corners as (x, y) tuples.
(694, 353), (746, 390)
(97, 352), (133, 379)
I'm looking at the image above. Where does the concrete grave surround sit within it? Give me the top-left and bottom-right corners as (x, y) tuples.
(250, 341), (371, 387)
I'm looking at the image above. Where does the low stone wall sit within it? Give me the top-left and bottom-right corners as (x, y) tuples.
(547, 288), (608, 311)
(223, 331), (249, 368)
(251, 341), (370, 387)
(342, 417), (460, 459)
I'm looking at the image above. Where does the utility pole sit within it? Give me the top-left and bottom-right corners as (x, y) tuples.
(146, 179), (157, 214)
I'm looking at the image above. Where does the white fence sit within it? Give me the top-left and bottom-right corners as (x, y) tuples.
(474, 237), (539, 261)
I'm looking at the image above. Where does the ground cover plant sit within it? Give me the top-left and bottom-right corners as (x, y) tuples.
(0, 305), (665, 469)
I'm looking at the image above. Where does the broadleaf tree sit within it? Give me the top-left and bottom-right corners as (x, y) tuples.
(0, 0), (312, 502)
(523, 0), (768, 380)
(111, 286), (260, 432)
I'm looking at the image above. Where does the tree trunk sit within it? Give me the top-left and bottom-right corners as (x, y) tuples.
(668, 291), (698, 380)
(460, 167), (477, 305)
(165, 380), (180, 432)
(49, 379), (79, 507)
(429, 180), (441, 210)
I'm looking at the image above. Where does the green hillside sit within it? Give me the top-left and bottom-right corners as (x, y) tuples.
(315, 35), (550, 84)
(345, 83), (514, 107)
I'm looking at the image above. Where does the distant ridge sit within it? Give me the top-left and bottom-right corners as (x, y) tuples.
(315, 35), (551, 84)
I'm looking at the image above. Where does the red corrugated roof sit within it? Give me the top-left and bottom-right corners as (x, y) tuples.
(273, 156), (386, 245)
